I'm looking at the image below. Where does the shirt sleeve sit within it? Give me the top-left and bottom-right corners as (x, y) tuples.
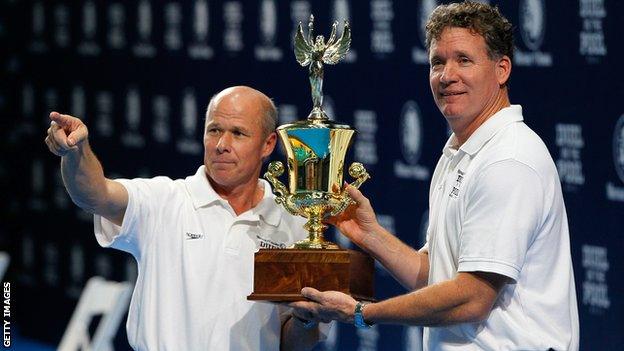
(457, 159), (544, 282)
(93, 176), (173, 258)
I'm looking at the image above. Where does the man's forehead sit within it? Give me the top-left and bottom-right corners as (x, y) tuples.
(429, 28), (487, 54)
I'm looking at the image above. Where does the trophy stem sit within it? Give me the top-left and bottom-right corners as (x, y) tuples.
(293, 211), (339, 249)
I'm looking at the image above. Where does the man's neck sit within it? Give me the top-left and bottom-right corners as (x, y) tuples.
(208, 176), (264, 216)
(454, 90), (511, 147)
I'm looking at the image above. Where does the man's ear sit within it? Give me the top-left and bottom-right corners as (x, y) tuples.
(262, 132), (277, 159)
(496, 55), (512, 86)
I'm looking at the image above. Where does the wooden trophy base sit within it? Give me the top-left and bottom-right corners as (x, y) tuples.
(247, 248), (375, 302)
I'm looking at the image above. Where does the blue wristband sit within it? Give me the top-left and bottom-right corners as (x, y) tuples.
(354, 302), (373, 329)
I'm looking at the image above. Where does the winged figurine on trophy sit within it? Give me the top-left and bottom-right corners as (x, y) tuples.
(294, 15), (351, 120)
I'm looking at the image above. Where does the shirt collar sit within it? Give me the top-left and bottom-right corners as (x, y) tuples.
(184, 166), (282, 226)
(442, 105), (523, 158)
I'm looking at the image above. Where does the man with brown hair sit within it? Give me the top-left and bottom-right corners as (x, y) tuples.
(292, 2), (579, 350)
(46, 86), (325, 350)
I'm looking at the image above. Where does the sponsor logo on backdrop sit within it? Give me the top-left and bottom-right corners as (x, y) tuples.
(121, 87), (146, 148)
(515, 0), (552, 67)
(188, 0), (214, 59)
(606, 114), (624, 202)
(332, 0), (357, 62)
(53, 4), (70, 48)
(108, 3), (126, 49)
(223, 1), (244, 53)
(357, 324), (379, 351)
(555, 124), (585, 191)
(354, 110), (378, 166)
(579, 0), (607, 63)
(255, 0), (282, 61)
(152, 95), (171, 143)
(404, 326), (424, 351)
(30, 2), (47, 53)
(370, 0), (395, 56)
(95, 91), (114, 137)
(582, 245), (610, 313)
(412, 0), (438, 64)
(43, 242), (60, 287)
(177, 89), (202, 155)
(134, 0), (156, 58)
(164, 3), (183, 51)
(394, 101), (430, 180)
(78, 1), (100, 55)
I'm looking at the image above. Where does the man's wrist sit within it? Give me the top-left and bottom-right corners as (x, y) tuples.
(354, 301), (374, 329)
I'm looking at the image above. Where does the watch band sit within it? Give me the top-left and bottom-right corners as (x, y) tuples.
(354, 301), (373, 329)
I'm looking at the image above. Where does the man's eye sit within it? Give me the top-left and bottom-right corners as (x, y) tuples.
(207, 128), (220, 135)
(459, 57), (471, 64)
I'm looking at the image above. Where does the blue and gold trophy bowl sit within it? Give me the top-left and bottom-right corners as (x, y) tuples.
(248, 15), (374, 301)
(265, 121), (369, 249)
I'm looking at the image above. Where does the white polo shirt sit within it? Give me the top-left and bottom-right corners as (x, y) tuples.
(94, 166), (309, 351)
(423, 105), (579, 350)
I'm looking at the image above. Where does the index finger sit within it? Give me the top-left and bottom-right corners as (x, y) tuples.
(49, 111), (75, 127)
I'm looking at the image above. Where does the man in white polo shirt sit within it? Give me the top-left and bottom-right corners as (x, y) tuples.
(45, 86), (324, 350)
(291, 2), (579, 350)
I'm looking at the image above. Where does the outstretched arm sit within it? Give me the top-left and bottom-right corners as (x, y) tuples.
(45, 111), (128, 226)
(329, 186), (429, 290)
(291, 271), (507, 327)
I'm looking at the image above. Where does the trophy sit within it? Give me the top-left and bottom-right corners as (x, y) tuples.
(248, 15), (374, 302)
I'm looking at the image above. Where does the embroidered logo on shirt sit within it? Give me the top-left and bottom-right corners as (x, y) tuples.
(185, 232), (204, 240)
(256, 234), (287, 249)
(449, 169), (465, 198)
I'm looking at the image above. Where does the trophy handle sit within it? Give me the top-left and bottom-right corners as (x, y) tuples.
(264, 161), (300, 216)
(331, 162), (370, 216)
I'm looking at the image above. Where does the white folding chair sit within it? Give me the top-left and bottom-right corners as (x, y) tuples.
(0, 252), (9, 281)
(58, 276), (133, 351)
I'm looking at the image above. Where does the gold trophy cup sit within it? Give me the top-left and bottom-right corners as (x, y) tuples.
(248, 15), (374, 301)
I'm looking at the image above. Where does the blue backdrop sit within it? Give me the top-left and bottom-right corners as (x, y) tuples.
(2, 0), (622, 350)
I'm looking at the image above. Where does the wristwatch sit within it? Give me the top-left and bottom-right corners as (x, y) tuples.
(354, 301), (374, 329)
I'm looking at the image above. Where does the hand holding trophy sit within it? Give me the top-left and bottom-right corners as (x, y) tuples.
(248, 15), (374, 302)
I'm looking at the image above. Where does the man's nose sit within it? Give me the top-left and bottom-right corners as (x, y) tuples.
(440, 64), (459, 85)
(216, 133), (232, 153)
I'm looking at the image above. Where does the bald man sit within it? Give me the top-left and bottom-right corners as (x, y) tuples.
(46, 86), (323, 351)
